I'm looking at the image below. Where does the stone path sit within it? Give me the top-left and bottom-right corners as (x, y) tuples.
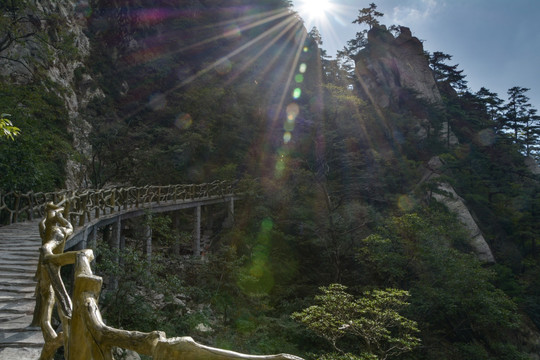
(0, 221), (43, 360)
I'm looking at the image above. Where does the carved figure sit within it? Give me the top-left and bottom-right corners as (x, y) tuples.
(35, 202), (304, 360)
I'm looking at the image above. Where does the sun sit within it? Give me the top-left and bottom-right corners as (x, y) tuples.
(309, 0), (333, 19)
(298, 0), (334, 21)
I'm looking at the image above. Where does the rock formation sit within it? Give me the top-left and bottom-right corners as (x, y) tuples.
(422, 157), (495, 263)
(354, 26), (442, 110)
(0, 0), (102, 189)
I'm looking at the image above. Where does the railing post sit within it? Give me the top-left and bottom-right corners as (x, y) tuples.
(28, 192), (34, 221)
(110, 190), (116, 214)
(123, 189), (128, 211)
(172, 212), (181, 256)
(144, 214), (152, 263)
(229, 197), (234, 221)
(193, 205), (201, 256)
(13, 194), (20, 223)
(95, 192), (100, 219)
(109, 219), (121, 290)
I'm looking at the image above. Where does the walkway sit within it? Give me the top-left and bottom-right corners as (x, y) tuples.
(0, 181), (242, 359)
(0, 220), (43, 360)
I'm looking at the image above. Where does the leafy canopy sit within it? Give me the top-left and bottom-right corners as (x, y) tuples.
(292, 284), (420, 359)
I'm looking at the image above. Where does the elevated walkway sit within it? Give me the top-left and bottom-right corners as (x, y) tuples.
(0, 181), (243, 359)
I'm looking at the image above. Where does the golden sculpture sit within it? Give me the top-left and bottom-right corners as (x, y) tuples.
(35, 201), (303, 360)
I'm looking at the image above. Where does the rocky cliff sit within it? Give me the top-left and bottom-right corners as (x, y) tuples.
(422, 156), (496, 263)
(0, 0), (101, 189)
(354, 26), (441, 110)
(354, 26), (497, 262)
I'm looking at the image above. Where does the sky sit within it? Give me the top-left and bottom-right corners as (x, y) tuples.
(290, 0), (540, 112)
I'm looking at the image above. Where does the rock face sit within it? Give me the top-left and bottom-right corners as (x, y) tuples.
(422, 157), (495, 263)
(0, 0), (102, 189)
(354, 26), (442, 109)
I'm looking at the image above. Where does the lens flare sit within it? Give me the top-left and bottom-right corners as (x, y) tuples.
(284, 132), (292, 143)
(286, 103), (300, 120)
(398, 195), (416, 212)
(215, 58), (232, 75)
(175, 113), (192, 130)
(284, 119), (295, 132)
(477, 128), (495, 146)
(224, 23), (242, 39)
(237, 218), (275, 295)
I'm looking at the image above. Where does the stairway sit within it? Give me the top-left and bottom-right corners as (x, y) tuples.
(0, 221), (44, 360)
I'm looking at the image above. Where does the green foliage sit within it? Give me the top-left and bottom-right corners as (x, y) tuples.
(96, 242), (184, 333)
(0, 114), (20, 140)
(353, 3), (384, 29)
(0, 82), (72, 191)
(358, 212), (527, 359)
(292, 284), (420, 359)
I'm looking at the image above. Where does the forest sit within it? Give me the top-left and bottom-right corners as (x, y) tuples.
(1, 1), (540, 359)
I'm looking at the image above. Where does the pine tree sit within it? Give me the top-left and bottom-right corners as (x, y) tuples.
(428, 51), (468, 92)
(502, 86), (532, 146)
(523, 108), (540, 158)
(476, 87), (504, 124)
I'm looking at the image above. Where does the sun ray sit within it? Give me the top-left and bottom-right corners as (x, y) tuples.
(122, 8), (292, 68)
(119, 8), (302, 122)
(177, 15), (300, 89)
(224, 20), (304, 87)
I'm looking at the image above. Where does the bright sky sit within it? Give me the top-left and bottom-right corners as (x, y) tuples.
(291, 0), (540, 111)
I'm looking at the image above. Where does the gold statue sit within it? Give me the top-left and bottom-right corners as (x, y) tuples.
(35, 202), (304, 360)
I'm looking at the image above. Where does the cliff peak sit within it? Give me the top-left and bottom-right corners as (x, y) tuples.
(355, 26), (442, 109)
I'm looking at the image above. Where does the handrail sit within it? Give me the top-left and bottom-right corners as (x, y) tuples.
(0, 181), (240, 226)
(35, 200), (302, 360)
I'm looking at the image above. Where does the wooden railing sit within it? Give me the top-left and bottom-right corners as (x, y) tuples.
(35, 200), (302, 360)
(0, 181), (239, 226)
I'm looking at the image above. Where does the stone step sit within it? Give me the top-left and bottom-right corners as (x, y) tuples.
(0, 263), (36, 269)
(0, 264), (37, 270)
(0, 272), (35, 280)
(0, 288), (35, 297)
(0, 246), (38, 252)
(0, 301), (34, 315)
(0, 283), (35, 290)
(0, 263), (36, 270)
(0, 314), (26, 324)
(0, 279), (36, 287)
(0, 330), (43, 347)
(0, 250), (37, 255)
(0, 292), (35, 304)
(0, 346), (42, 360)
(0, 316), (35, 331)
